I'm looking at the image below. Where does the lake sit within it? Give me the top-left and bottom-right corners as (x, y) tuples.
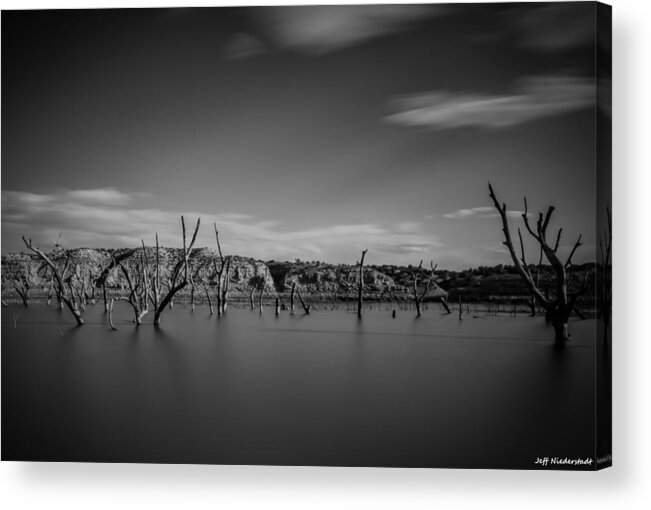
(1, 303), (610, 469)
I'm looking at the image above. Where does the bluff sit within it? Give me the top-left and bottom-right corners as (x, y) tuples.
(1, 249), (448, 304)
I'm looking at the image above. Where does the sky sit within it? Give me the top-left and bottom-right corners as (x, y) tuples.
(1, 3), (610, 269)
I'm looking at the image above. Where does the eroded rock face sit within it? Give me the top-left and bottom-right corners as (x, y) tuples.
(1, 248), (277, 300)
(1, 248), (447, 302)
(271, 262), (447, 298)
(282, 264), (395, 293)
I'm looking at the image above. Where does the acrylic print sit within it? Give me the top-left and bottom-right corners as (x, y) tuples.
(1, 3), (611, 469)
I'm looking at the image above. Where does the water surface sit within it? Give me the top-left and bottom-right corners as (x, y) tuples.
(2, 304), (608, 468)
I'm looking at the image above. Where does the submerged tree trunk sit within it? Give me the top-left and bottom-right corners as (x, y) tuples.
(553, 321), (570, 347)
(15, 288), (29, 308)
(119, 298), (148, 325)
(47, 273), (55, 306)
(220, 258), (231, 314)
(102, 280), (109, 312)
(213, 225), (230, 315)
(108, 299), (117, 331)
(357, 249), (368, 318)
(412, 260), (437, 318)
(297, 288), (310, 315)
(63, 296), (85, 325)
(206, 289), (214, 316)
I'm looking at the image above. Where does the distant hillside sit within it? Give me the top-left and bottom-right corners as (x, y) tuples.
(2, 248), (596, 307)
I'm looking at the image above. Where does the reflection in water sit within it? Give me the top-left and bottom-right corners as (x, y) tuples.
(2, 304), (602, 468)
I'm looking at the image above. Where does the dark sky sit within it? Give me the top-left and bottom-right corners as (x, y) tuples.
(1, 3), (607, 269)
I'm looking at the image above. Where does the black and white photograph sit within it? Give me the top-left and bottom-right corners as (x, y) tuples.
(2, 1), (612, 473)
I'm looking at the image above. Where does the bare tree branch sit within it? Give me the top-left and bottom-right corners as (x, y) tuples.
(22, 236), (84, 325)
(489, 183), (585, 346)
(153, 216), (201, 326)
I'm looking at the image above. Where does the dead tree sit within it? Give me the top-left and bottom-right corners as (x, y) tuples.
(191, 259), (212, 315)
(163, 278), (175, 309)
(296, 287), (311, 315)
(205, 288), (214, 315)
(35, 260), (61, 308)
(488, 183), (586, 347)
(13, 266), (33, 308)
(258, 284), (265, 313)
(108, 299), (118, 331)
(411, 260), (437, 317)
(115, 243), (150, 325)
(189, 275), (195, 310)
(34, 231), (63, 308)
(64, 269), (87, 315)
(290, 281), (296, 313)
(70, 264), (88, 311)
(22, 237), (84, 325)
(249, 286), (256, 309)
(46, 270), (56, 306)
(188, 262), (203, 311)
(150, 233), (162, 313)
(213, 225), (231, 314)
(87, 269), (97, 302)
(599, 207), (612, 342)
(100, 266), (109, 312)
(248, 274), (266, 313)
(220, 257), (231, 313)
(357, 249), (368, 318)
(95, 248), (138, 312)
(152, 216), (201, 326)
(441, 297), (452, 314)
(527, 246), (544, 316)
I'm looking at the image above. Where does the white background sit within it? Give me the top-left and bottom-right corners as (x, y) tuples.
(1, 0), (649, 508)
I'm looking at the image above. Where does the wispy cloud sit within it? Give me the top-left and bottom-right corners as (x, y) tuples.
(257, 5), (443, 55)
(66, 188), (150, 206)
(385, 75), (595, 130)
(2, 189), (440, 264)
(223, 32), (266, 61)
(444, 206), (526, 220)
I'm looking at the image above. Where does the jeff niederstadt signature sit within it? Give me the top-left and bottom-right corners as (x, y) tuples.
(535, 456), (594, 467)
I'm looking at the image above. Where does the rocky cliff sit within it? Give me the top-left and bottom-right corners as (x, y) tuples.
(2, 248), (427, 303)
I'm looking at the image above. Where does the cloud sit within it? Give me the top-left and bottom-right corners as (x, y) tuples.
(223, 32), (266, 61)
(2, 189), (440, 264)
(257, 5), (443, 55)
(513, 4), (596, 52)
(385, 75), (595, 130)
(66, 187), (149, 206)
(444, 206), (526, 220)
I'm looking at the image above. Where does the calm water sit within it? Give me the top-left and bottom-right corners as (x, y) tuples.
(2, 303), (609, 469)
